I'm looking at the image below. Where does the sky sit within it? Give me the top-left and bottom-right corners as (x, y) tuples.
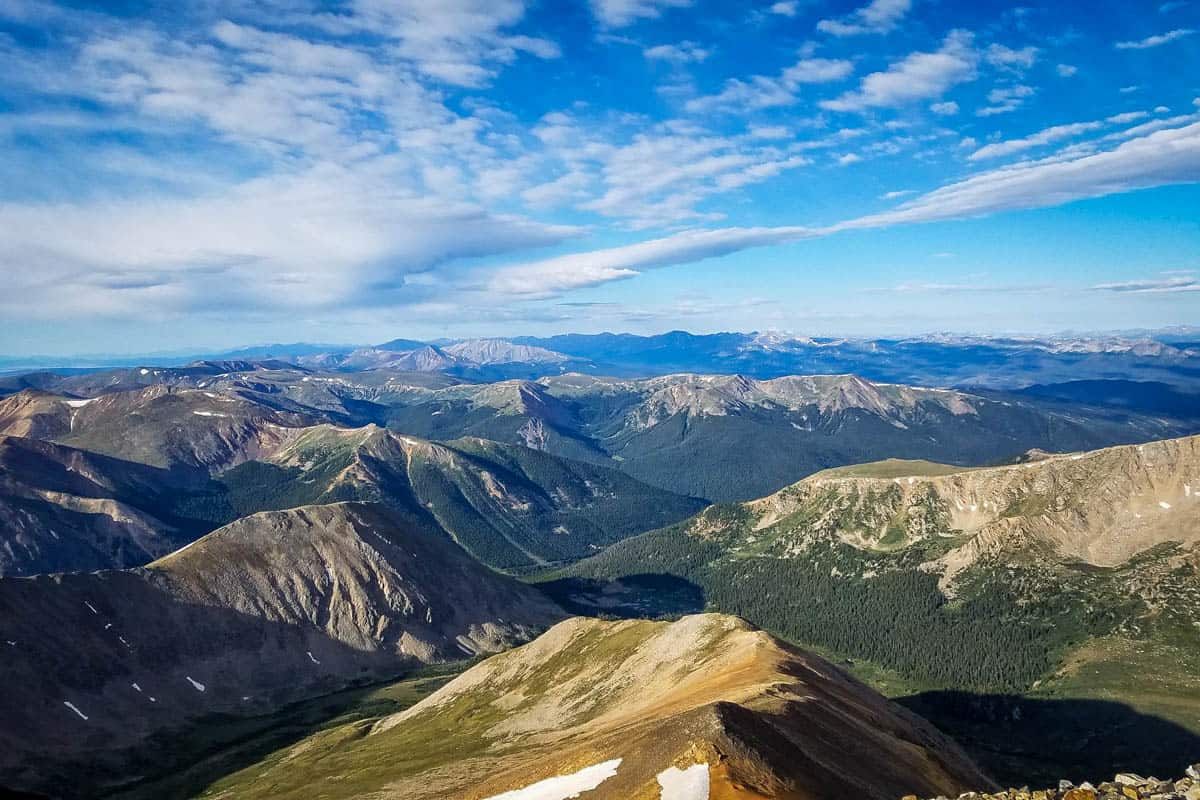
(1, 0), (1199, 355)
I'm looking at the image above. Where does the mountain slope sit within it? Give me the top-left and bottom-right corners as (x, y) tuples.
(550, 434), (1200, 782)
(199, 614), (993, 800)
(0, 435), (217, 576)
(0, 386), (318, 473)
(0, 502), (565, 798)
(219, 424), (705, 570)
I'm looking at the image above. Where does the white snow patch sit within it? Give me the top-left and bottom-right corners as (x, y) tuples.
(186, 676), (206, 692)
(481, 758), (622, 800)
(307, 651), (321, 665)
(140, 368), (149, 375)
(118, 636), (130, 647)
(193, 411), (229, 418)
(6, 640), (15, 646)
(63, 398), (96, 408)
(1071, 455), (1083, 461)
(1186, 484), (1192, 497)
(104, 623), (112, 630)
(63, 701), (89, 720)
(84, 601), (99, 615)
(131, 683), (142, 693)
(907, 477), (915, 485)
(149, 696), (156, 703)
(1159, 501), (1172, 510)
(970, 504), (978, 512)
(657, 763), (710, 800)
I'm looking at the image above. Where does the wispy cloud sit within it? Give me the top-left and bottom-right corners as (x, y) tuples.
(817, 0), (912, 37)
(821, 30), (977, 112)
(976, 84), (1035, 116)
(644, 41), (709, 63)
(589, 0), (691, 28)
(1092, 274), (1200, 293)
(486, 120), (1200, 297)
(685, 56), (854, 113)
(1115, 28), (1195, 49)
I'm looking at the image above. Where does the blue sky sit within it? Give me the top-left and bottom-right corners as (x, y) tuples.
(1, 0), (1198, 355)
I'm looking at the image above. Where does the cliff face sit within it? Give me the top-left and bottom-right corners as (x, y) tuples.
(0, 502), (565, 798)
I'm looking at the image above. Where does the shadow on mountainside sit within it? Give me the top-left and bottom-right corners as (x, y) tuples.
(898, 691), (1200, 789)
(534, 573), (706, 619)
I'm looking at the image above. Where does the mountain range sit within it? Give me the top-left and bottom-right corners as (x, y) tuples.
(2, 342), (1199, 798)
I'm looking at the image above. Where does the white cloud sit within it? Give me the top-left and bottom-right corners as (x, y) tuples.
(1056, 63), (1078, 77)
(589, 0), (691, 28)
(855, 121), (1200, 226)
(822, 30), (977, 112)
(1092, 275), (1200, 293)
(837, 153), (863, 165)
(976, 84), (1035, 116)
(770, 1), (799, 16)
(881, 189), (915, 200)
(644, 41), (709, 63)
(486, 226), (815, 296)
(483, 120), (1200, 297)
(969, 120), (1105, 160)
(930, 101), (959, 116)
(817, 0), (912, 36)
(1120, 85), (1141, 94)
(986, 44), (1038, 71)
(0, 164), (581, 317)
(686, 57), (853, 113)
(1115, 28), (1195, 49)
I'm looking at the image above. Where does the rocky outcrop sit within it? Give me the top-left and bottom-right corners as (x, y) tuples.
(906, 766), (1200, 800)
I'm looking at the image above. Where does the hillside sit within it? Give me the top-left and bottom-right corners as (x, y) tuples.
(551, 435), (1200, 782)
(196, 614), (992, 800)
(0, 387), (318, 473)
(209, 424), (704, 571)
(0, 436), (212, 575)
(0, 502), (564, 798)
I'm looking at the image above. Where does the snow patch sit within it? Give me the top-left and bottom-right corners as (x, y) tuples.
(63, 701), (89, 720)
(63, 398), (96, 408)
(186, 676), (206, 692)
(131, 683), (142, 693)
(193, 411), (229, 418)
(1159, 501), (1172, 510)
(657, 763), (710, 800)
(84, 601), (99, 615)
(307, 651), (321, 665)
(139, 368), (149, 375)
(481, 758), (622, 800)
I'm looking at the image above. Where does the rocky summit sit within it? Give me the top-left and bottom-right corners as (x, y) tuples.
(906, 765), (1200, 800)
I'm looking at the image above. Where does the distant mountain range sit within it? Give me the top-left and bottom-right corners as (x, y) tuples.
(6, 329), (1200, 390)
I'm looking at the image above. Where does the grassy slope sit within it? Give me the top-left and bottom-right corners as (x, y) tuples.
(108, 670), (458, 800)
